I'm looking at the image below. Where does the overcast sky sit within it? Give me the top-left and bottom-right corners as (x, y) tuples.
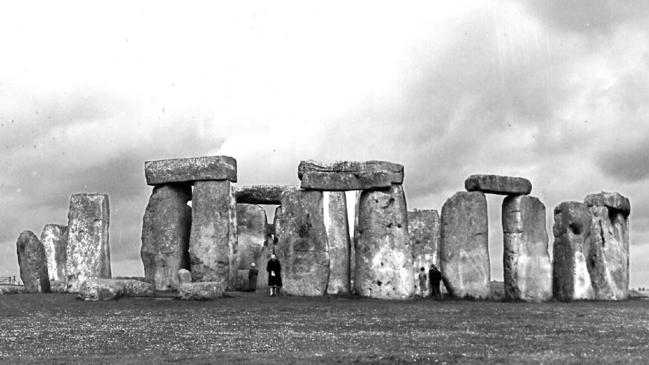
(1, 1), (649, 286)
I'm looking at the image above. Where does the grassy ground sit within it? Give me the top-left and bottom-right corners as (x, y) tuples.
(1, 292), (648, 364)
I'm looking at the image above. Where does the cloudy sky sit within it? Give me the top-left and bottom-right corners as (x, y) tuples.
(1, 1), (649, 286)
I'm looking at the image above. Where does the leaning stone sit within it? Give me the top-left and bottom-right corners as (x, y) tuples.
(233, 185), (296, 205)
(585, 191), (630, 216)
(409, 210), (440, 297)
(16, 231), (50, 293)
(465, 174), (532, 195)
(189, 181), (237, 290)
(552, 202), (595, 301)
(298, 160), (404, 190)
(141, 184), (192, 292)
(440, 192), (490, 299)
(178, 269), (192, 284)
(0, 285), (26, 294)
(502, 195), (552, 302)
(40, 224), (68, 282)
(324, 191), (351, 295)
(178, 282), (225, 300)
(355, 185), (413, 300)
(145, 155), (237, 185)
(236, 204), (267, 271)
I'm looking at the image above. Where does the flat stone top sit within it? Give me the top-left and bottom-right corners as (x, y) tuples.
(298, 160), (404, 190)
(233, 185), (296, 205)
(585, 192), (630, 215)
(464, 174), (532, 195)
(145, 156), (237, 186)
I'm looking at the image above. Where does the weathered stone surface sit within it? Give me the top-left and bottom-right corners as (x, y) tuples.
(324, 191), (351, 295)
(585, 192), (630, 216)
(145, 155), (237, 185)
(189, 181), (237, 290)
(298, 160), (404, 190)
(16, 231), (50, 293)
(178, 269), (192, 284)
(465, 174), (532, 195)
(234, 269), (250, 291)
(255, 242), (272, 293)
(141, 184), (192, 292)
(275, 189), (330, 296)
(355, 185), (413, 299)
(66, 193), (111, 293)
(236, 204), (267, 271)
(77, 278), (154, 301)
(408, 210), (440, 297)
(50, 280), (67, 293)
(0, 285), (25, 294)
(552, 202), (595, 301)
(40, 224), (68, 282)
(178, 282), (225, 300)
(440, 192), (490, 299)
(502, 195), (552, 302)
(233, 185), (295, 204)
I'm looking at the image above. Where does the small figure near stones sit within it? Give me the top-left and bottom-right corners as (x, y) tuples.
(267, 253), (282, 296)
(418, 267), (428, 297)
(248, 263), (259, 292)
(429, 264), (443, 299)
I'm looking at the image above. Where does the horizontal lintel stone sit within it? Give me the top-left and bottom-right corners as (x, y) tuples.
(584, 191), (630, 216)
(233, 185), (296, 204)
(298, 160), (404, 190)
(145, 156), (237, 185)
(464, 174), (532, 195)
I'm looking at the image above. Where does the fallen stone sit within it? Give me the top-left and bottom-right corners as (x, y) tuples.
(465, 174), (532, 195)
(275, 189), (330, 296)
(50, 280), (67, 293)
(502, 195), (552, 302)
(233, 185), (296, 205)
(16, 231), (50, 293)
(440, 191), (490, 299)
(324, 191), (351, 295)
(355, 185), (413, 300)
(145, 155), (237, 185)
(408, 210), (440, 297)
(141, 184), (192, 292)
(0, 285), (25, 295)
(552, 202), (595, 301)
(236, 204), (267, 271)
(77, 278), (154, 301)
(178, 269), (192, 284)
(178, 282), (225, 300)
(40, 224), (68, 283)
(585, 191), (630, 216)
(66, 193), (111, 293)
(298, 160), (404, 190)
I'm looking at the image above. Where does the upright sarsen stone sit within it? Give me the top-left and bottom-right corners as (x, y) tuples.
(141, 184), (192, 291)
(40, 224), (68, 282)
(16, 231), (50, 293)
(355, 185), (413, 299)
(502, 195), (552, 302)
(324, 191), (351, 295)
(440, 192), (490, 299)
(66, 193), (111, 293)
(408, 210), (440, 297)
(236, 204), (267, 270)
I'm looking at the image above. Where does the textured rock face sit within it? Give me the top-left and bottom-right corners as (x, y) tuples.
(233, 185), (295, 204)
(189, 181), (237, 289)
(178, 269), (192, 284)
(275, 189), (330, 296)
(355, 185), (413, 299)
(324, 191), (351, 295)
(552, 202), (595, 301)
(234, 269), (250, 291)
(0, 285), (26, 294)
(141, 184), (192, 291)
(440, 192), (490, 299)
(40, 224), (68, 282)
(255, 243), (271, 292)
(408, 210), (440, 297)
(66, 193), (111, 293)
(502, 196), (552, 302)
(236, 204), (267, 270)
(178, 282), (225, 300)
(77, 278), (153, 301)
(298, 160), (404, 190)
(585, 192), (630, 215)
(465, 174), (532, 195)
(16, 231), (50, 293)
(145, 155), (237, 185)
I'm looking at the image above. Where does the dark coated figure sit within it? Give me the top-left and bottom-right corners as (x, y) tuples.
(267, 253), (282, 296)
(429, 264), (443, 299)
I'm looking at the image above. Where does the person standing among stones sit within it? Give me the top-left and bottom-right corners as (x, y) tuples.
(418, 267), (428, 297)
(429, 264), (443, 299)
(266, 253), (282, 296)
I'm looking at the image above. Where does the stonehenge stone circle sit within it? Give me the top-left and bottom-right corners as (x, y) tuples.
(40, 224), (68, 282)
(440, 191), (490, 299)
(236, 204), (267, 271)
(408, 210), (440, 297)
(465, 174), (532, 195)
(141, 184), (192, 291)
(16, 230), (50, 293)
(552, 202), (595, 301)
(145, 155), (237, 185)
(233, 185), (294, 204)
(298, 160), (404, 190)
(178, 282), (225, 300)
(66, 193), (111, 293)
(274, 189), (330, 296)
(355, 185), (414, 299)
(502, 195), (552, 302)
(324, 191), (351, 295)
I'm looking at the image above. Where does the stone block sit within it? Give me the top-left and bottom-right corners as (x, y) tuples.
(16, 231), (50, 293)
(465, 174), (532, 195)
(145, 155), (237, 185)
(298, 160), (404, 190)
(585, 191), (630, 216)
(324, 191), (351, 295)
(178, 282), (225, 300)
(178, 269), (192, 284)
(40, 224), (68, 282)
(77, 278), (153, 301)
(233, 185), (295, 204)
(0, 285), (26, 295)
(236, 204), (267, 270)
(408, 210), (440, 297)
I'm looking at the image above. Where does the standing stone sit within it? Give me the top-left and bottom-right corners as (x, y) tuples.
(274, 189), (330, 296)
(408, 210), (440, 297)
(141, 184), (192, 292)
(585, 192), (630, 300)
(189, 181), (237, 290)
(255, 240), (272, 293)
(502, 195), (552, 302)
(324, 191), (351, 295)
(552, 202), (595, 301)
(145, 155), (237, 185)
(440, 191), (490, 299)
(236, 204), (267, 270)
(465, 174), (532, 195)
(355, 185), (413, 299)
(178, 269), (192, 284)
(40, 224), (68, 282)
(16, 231), (50, 293)
(66, 193), (111, 293)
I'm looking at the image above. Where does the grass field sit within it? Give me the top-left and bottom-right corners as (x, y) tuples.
(1, 292), (648, 364)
